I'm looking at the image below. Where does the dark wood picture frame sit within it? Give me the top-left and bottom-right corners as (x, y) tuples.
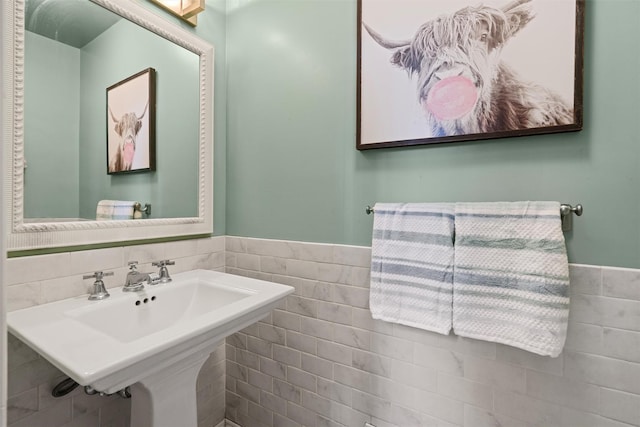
(106, 68), (156, 174)
(356, 0), (584, 150)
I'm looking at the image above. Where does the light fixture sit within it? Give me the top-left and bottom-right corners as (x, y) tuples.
(148, 0), (205, 26)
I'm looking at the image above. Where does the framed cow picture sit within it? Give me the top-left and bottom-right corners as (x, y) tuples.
(106, 68), (156, 174)
(357, 0), (585, 150)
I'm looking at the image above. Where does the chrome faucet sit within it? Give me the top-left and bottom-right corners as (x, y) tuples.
(152, 260), (175, 284)
(123, 261), (150, 292)
(83, 271), (113, 300)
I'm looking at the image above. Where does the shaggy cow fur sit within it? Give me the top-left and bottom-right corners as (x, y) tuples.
(364, 0), (574, 137)
(108, 103), (148, 173)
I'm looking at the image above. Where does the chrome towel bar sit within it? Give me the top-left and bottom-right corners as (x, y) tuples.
(365, 203), (583, 232)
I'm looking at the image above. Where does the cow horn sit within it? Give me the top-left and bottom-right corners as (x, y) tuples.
(137, 102), (149, 120)
(363, 22), (411, 50)
(108, 107), (118, 123)
(502, 0), (532, 12)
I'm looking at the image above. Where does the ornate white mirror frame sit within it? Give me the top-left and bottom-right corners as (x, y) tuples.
(2, 0), (214, 252)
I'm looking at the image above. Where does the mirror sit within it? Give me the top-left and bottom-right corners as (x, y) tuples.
(3, 0), (214, 251)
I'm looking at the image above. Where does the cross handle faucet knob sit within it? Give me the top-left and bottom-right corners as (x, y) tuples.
(83, 271), (114, 281)
(152, 260), (174, 283)
(82, 271), (113, 300)
(152, 260), (175, 267)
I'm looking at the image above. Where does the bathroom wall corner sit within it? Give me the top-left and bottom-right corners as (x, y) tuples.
(1, 0), (9, 422)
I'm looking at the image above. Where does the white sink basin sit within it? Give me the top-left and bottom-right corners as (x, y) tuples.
(8, 269), (293, 427)
(67, 279), (252, 343)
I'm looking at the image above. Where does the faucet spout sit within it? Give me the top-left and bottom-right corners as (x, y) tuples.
(123, 261), (149, 292)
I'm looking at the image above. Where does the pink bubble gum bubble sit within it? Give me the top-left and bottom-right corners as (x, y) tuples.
(123, 143), (135, 165)
(425, 76), (478, 121)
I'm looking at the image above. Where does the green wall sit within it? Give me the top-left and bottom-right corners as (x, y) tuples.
(24, 32), (80, 219)
(225, 0), (640, 268)
(201, 1), (228, 237)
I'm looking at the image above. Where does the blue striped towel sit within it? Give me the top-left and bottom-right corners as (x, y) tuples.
(452, 201), (570, 357)
(370, 203), (455, 334)
(96, 200), (137, 220)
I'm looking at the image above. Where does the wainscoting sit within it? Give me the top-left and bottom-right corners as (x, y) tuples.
(225, 237), (640, 427)
(5, 236), (640, 427)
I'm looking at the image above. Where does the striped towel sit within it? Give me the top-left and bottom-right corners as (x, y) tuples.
(370, 203), (455, 335)
(96, 200), (137, 220)
(452, 201), (570, 357)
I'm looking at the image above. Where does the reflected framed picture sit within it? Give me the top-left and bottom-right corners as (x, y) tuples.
(106, 68), (156, 174)
(357, 0), (585, 150)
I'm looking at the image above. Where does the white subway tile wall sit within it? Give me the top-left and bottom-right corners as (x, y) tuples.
(225, 238), (640, 427)
(6, 237), (226, 427)
(5, 236), (640, 427)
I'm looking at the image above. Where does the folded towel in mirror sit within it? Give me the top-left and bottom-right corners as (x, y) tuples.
(96, 200), (137, 220)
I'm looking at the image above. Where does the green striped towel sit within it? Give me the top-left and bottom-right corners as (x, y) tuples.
(370, 203), (455, 335)
(452, 201), (570, 357)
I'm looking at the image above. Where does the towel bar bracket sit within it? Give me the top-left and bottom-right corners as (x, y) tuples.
(560, 203), (582, 232)
(134, 203), (151, 216)
(366, 203), (583, 232)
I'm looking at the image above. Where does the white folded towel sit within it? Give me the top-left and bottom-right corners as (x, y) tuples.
(452, 201), (570, 357)
(96, 200), (137, 220)
(369, 203), (455, 335)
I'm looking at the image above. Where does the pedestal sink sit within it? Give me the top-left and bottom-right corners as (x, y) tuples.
(8, 270), (294, 427)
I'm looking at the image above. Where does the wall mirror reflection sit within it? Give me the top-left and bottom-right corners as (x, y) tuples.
(4, 0), (214, 251)
(24, 0), (199, 222)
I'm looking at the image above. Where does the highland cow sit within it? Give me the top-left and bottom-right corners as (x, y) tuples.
(108, 102), (148, 173)
(364, 0), (574, 137)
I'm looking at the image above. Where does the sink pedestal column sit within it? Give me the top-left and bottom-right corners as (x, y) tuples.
(129, 351), (210, 427)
